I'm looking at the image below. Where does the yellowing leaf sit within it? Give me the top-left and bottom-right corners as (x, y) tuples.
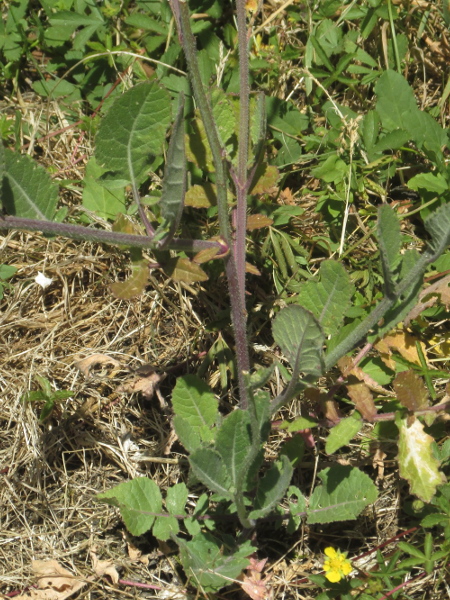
(245, 262), (261, 276)
(185, 183), (217, 208)
(346, 377), (377, 422)
(249, 163), (279, 195)
(246, 214), (273, 231)
(376, 330), (426, 370)
(186, 114), (213, 170)
(393, 370), (428, 412)
(164, 257), (208, 283)
(397, 417), (446, 502)
(110, 263), (149, 299)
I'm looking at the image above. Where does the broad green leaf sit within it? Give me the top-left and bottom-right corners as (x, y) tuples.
(378, 205), (401, 294)
(178, 532), (254, 593)
(374, 70), (418, 133)
(211, 88), (237, 150)
(360, 110), (380, 154)
(372, 129), (409, 153)
(82, 157), (126, 220)
(216, 409), (252, 489)
(308, 465), (378, 524)
(2, 149), (58, 220)
(95, 82), (172, 183)
(110, 262), (149, 299)
(297, 260), (354, 337)
(166, 482), (189, 516)
(159, 92), (186, 243)
(186, 113), (214, 170)
(163, 257), (208, 282)
(189, 448), (231, 497)
(325, 412), (363, 455)
(0, 264), (17, 280)
(272, 305), (324, 379)
(407, 172), (448, 195)
(393, 370), (428, 412)
(97, 477), (163, 536)
(397, 417), (446, 502)
(287, 485), (307, 533)
(172, 374), (218, 431)
(249, 455), (293, 519)
(281, 415), (318, 432)
(152, 514), (179, 541)
(172, 415), (214, 453)
(424, 203), (450, 259)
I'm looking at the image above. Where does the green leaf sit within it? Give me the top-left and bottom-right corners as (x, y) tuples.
(374, 70), (418, 133)
(281, 415), (318, 432)
(296, 260), (354, 337)
(158, 92), (186, 243)
(163, 257), (208, 283)
(172, 375), (218, 450)
(215, 409), (252, 489)
(166, 482), (189, 516)
(378, 205), (402, 294)
(109, 262), (149, 300)
(82, 157), (126, 220)
(249, 455), (293, 519)
(0, 143), (5, 208)
(178, 532), (254, 593)
(272, 305), (324, 379)
(189, 448), (232, 497)
(287, 485), (307, 533)
(308, 465), (378, 524)
(424, 203), (450, 259)
(407, 172), (448, 195)
(397, 417), (446, 503)
(95, 82), (172, 183)
(0, 264), (17, 280)
(2, 149), (58, 220)
(325, 412), (363, 455)
(97, 477), (163, 536)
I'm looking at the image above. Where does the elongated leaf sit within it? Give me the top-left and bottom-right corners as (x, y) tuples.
(325, 412), (363, 455)
(297, 260), (354, 337)
(307, 465), (378, 524)
(2, 149), (58, 219)
(249, 455), (293, 519)
(0, 143), (5, 208)
(189, 448), (231, 497)
(178, 532), (254, 593)
(159, 92), (186, 244)
(424, 203), (450, 259)
(397, 417), (446, 502)
(216, 409), (252, 489)
(97, 477), (162, 536)
(95, 82), (172, 183)
(272, 305), (324, 379)
(378, 204), (401, 294)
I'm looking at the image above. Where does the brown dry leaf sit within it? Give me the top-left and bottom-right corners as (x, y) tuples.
(15, 560), (87, 600)
(75, 354), (121, 377)
(393, 370), (428, 412)
(127, 542), (150, 566)
(375, 330), (426, 370)
(241, 557), (273, 600)
(90, 550), (119, 584)
(338, 356), (388, 394)
(246, 262), (261, 276)
(346, 376), (377, 422)
(116, 372), (161, 400)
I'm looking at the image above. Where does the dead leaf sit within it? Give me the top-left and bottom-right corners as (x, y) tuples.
(346, 377), (377, 422)
(15, 560), (87, 600)
(90, 550), (119, 584)
(117, 372), (162, 400)
(75, 354), (122, 377)
(338, 356), (389, 394)
(375, 330), (426, 370)
(127, 542), (150, 566)
(393, 370), (428, 412)
(246, 262), (261, 276)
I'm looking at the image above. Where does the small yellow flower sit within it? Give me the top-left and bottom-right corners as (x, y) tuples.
(323, 547), (352, 583)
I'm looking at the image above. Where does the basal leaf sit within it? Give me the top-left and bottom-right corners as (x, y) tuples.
(172, 415), (215, 453)
(249, 455), (293, 519)
(97, 477), (163, 536)
(95, 81), (172, 183)
(215, 409), (252, 489)
(152, 514), (179, 542)
(172, 374), (218, 430)
(178, 532), (254, 593)
(397, 417), (446, 502)
(378, 204), (401, 294)
(82, 157), (126, 221)
(273, 305), (324, 380)
(2, 149), (58, 220)
(374, 70), (418, 133)
(189, 448), (231, 497)
(393, 370), (428, 412)
(166, 482), (189, 516)
(159, 92), (186, 244)
(307, 465), (378, 524)
(297, 260), (354, 337)
(325, 412), (363, 455)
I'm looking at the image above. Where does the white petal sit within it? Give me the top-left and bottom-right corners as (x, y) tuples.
(35, 271), (53, 289)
